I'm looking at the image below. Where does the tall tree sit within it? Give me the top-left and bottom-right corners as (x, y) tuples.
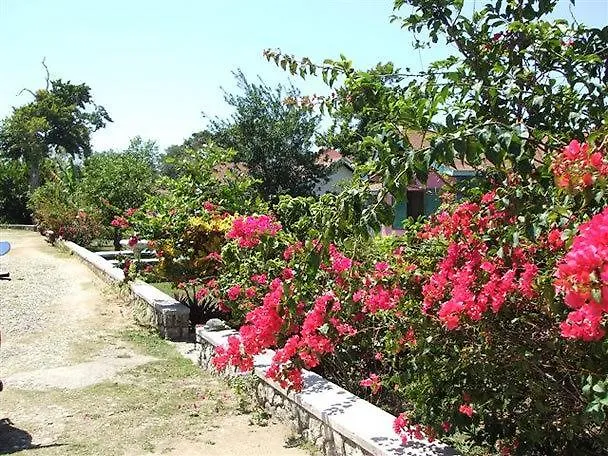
(0, 63), (111, 188)
(78, 137), (158, 249)
(209, 70), (326, 201)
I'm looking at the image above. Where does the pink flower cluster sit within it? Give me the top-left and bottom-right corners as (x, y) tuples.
(226, 215), (281, 248)
(359, 373), (382, 394)
(329, 244), (353, 273)
(283, 241), (303, 260)
(360, 284), (404, 314)
(393, 412), (436, 444)
(110, 215), (130, 229)
(552, 139), (608, 190)
(422, 195), (538, 329)
(555, 207), (608, 341)
(459, 403), (475, 418)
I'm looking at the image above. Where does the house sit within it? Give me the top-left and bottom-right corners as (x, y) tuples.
(382, 161), (476, 234)
(316, 138), (477, 234)
(314, 148), (355, 196)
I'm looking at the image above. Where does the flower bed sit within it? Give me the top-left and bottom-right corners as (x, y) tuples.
(106, 139), (608, 455)
(196, 326), (457, 456)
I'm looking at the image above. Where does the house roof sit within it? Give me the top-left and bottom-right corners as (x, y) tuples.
(317, 148), (355, 171)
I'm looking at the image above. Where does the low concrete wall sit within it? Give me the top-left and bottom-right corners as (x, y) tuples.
(0, 224), (37, 231)
(59, 240), (190, 341)
(197, 327), (458, 456)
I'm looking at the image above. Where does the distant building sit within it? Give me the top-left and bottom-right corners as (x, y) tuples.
(314, 148), (355, 196)
(382, 162), (476, 235)
(316, 137), (478, 235)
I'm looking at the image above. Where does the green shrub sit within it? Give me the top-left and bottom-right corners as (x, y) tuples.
(29, 179), (106, 247)
(0, 159), (30, 223)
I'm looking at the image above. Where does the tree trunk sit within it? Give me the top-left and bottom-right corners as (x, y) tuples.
(28, 163), (41, 189)
(113, 227), (121, 251)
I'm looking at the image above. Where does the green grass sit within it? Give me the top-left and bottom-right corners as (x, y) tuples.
(2, 327), (239, 455)
(150, 281), (176, 297)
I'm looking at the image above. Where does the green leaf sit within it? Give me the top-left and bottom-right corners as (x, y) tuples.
(592, 383), (606, 394)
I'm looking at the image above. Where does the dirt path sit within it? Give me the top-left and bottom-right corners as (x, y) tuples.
(0, 230), (311, 455)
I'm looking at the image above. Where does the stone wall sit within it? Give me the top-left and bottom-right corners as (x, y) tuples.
(58, 240), (190, 341)
(196, 327), (459, 456)
(0, 224), (36, 231)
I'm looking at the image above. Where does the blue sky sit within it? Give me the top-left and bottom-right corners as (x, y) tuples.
(0, 0), (606, 153)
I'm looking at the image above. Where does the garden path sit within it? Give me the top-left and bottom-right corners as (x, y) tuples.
(0, 230), (311, 455)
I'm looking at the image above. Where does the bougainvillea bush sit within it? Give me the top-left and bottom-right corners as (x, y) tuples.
(121, 139), (608, 454)
(118, 146), (268, 325)
(201, 139), (608, 455)
(29, 179), (107, 247)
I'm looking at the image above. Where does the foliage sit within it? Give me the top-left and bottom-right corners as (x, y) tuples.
(121, 146), (266, 326)
(0, 67), (111, 188)
(47, 1), (608, 454)
(264, 0), (608, 210)
(29, 178), (106, 247)
(78, 137), (157, 247)
(0, 159), (30, 223)
(201, 136), (608, 455)
(118, 137), (608, 454)
(209, 70), (326, 200)
(161, 130), (216, 178)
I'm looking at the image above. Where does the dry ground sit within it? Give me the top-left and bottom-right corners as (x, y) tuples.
(0, 230), (311, 455)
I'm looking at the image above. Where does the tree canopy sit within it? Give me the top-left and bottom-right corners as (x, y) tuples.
(266, 0), (608, 206)
(209, 70), (326, 201)
(78, 137), (158, 248)
(0, 67), (111, 188)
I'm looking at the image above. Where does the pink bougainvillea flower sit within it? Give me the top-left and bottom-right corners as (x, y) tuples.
(555, 207), (608, 341)
(110, 215), (130, 229)
(203, 201), (216, 211)
(547, 229), (565, 251)
(359, 373), (382, 394)
(459, 403), (475, 418)
(205, 252), (222, 262)
(283, 241), (303, 261)
(226, 215), (281, 248)
(551, 140), (608, 191)
(226, 285), (241, 301)
(250, 274), (268, 285)
(195, 287), (209, 300)
(281, 267), (295, 280)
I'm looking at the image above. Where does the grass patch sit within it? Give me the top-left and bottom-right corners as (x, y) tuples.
(2, 327), (239, 455)
(150, 281), (175, 297)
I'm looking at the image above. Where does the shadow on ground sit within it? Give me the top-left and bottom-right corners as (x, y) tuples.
(0, 418), (64, 453)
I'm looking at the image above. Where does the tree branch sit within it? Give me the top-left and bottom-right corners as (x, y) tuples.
(16, 88), (36, 98)
(42, 57), (50, 90)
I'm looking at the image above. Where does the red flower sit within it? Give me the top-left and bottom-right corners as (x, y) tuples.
(226, 285), (241, 301)
(459, 403), (474, 418)
(359, 373), (382, 394)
